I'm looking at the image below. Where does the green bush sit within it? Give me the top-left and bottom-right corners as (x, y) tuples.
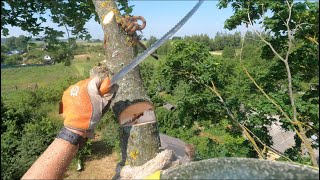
(25, 48), (45, 61)
(1, 53), (8, 63)
(1, 120), (22, 180)
(140, 40), (252, 161)
(242, 43), (262, 60)
(155, 107), (175, 132)
(73, 44), (87, 55)
(100, 112), (120, 152)
(222, 46), (235, 59)
(1, 45), (9, 53)
(4, 54), (22, 65)
(157, 41), (171, 55)
(184, 34), (215, 51)
(1, 118), (60, 180)
(1, 90), (42, 130)
(88, 45), (104, 54)
(1, 75), (83, 180)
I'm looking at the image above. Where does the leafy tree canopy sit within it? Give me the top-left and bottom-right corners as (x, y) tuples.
(1, 0), (133, 41)
(217, 0), (319, 42)
(1, 0), (97, 41)
(4, 35), (30, 51)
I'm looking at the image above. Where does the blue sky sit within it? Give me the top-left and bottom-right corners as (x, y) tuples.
(2, 1), (248, 40)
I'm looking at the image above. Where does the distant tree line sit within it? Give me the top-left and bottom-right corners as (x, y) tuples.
(144, 31), (253, 53)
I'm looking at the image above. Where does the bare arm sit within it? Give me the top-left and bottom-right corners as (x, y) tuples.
(21, 129), (87, 179)
(22, 76), (114, 179)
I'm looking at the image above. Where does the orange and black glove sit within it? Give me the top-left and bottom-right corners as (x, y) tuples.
(60, 76), (114, 136)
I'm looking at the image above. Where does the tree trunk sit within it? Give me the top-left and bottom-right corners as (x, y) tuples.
(92, 0), (161, 166)
(120, 122), (161, 166)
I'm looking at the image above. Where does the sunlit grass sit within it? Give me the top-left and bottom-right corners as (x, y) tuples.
(1, 53), (101, 93)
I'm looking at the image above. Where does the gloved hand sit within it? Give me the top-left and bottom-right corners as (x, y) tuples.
(60, 76), (114, 136)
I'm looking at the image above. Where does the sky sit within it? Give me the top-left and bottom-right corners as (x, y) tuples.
(2, 1), (249, 40)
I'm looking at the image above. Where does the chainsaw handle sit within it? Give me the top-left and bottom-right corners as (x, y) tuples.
(99, 77), (111, 96)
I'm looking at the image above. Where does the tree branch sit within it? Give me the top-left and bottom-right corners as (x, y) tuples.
(187, 73), (265, 159)
(245, 2), (318, 167)
(246, 8), (285, 62)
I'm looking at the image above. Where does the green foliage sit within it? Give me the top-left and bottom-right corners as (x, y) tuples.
(1, 93), (61, 180)
(76, 140), (93, 164)
(100, 112), (120, 152)
(157, 41), (172, 55)
(46, 40), (74, 65)
(214, 31), (241, 50)
(140, 40), (251, 160)
(222, 46), (235, 59)
(184, 34), (215, 51)
(4, 35), (30, 51)
(218, 0), (319, 165)
(3, 54), (22, 65)
(1, 74), (83, 180)
(116, 0), (134, 15)
(241, 43), (262, 60)
(2, 1), (95, 40)
(1, 52), (8, 63)
(6, 36), (17, 51)
(1, 117), (60, 180)
(161, 120), (250, 160)
(172, 36), (182, 40)
(160, 41), (219, 89)
(1, 120), (23, 180)
(16, 118), (61, 175)
(73, 44), (88, 55)
(146, 36), (158, 48)
(24, 48), (46, 63)
(1, 45), (9, 53)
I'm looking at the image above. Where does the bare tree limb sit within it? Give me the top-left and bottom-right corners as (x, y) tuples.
(208, 81), (264, 159)
(284, 0), (298, 122)
(242, 126), (294, 163)
(180, 69), (265, 159)
(246, 8), (285, 62)
(245, 2), (318, 167)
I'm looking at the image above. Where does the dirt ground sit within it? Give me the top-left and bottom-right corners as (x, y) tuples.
(64, 133), (119, 179)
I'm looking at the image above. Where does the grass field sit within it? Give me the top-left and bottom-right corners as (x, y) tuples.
(78, 42), (103, 46)
(210, 50), (222, 56)
(210, 49), (242, 56)
(1, 53), (106, 127)
(1, 53), (102, 93)
(1, 53), (165, 93)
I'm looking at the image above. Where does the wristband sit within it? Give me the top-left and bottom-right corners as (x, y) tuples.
(56, 127), (88, 150)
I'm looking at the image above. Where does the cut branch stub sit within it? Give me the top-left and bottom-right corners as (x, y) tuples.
(119, 101), (154, 125)
(119, 102), (160, 166)
(120, 121), (161, 166)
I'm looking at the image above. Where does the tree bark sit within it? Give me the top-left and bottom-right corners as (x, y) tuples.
(92, 0), (161, 166)
(120, 122), (161, 166)
(92, 1), (149, 114)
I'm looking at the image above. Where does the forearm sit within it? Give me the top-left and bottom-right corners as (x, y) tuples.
(21, 76), (112, 179)
(22, 138), (78, 179)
